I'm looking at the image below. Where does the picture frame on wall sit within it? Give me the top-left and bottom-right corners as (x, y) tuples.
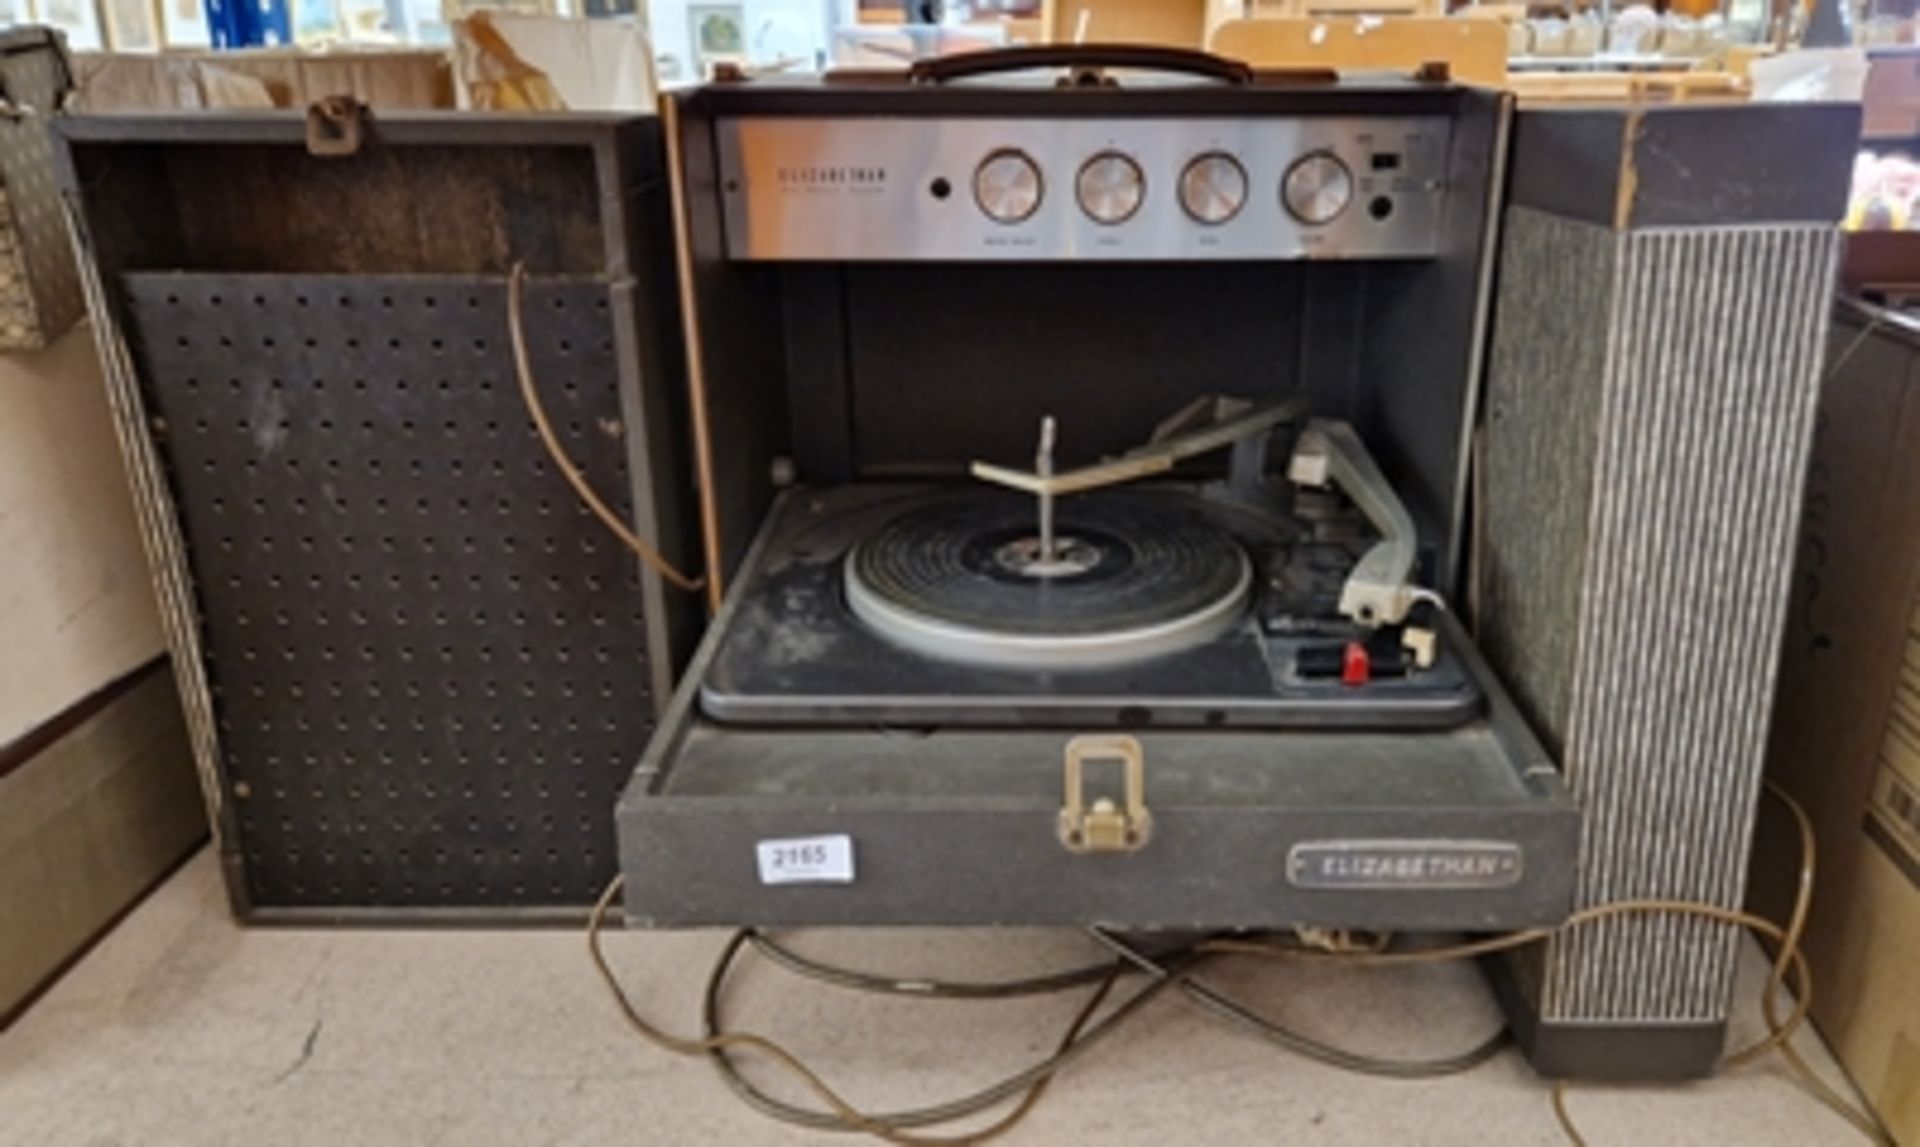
(688, 2), (745, 75)
(441, 0), (555, 19)
(161, 0), (213, 47)
(36, 0), (107, 50)
(101, 0), (162, 49)
(291, 0), (343, 42)
(336, 0), (390, 39)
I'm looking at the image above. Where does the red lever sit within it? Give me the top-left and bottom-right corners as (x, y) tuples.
(1341, 641), (1371, 687)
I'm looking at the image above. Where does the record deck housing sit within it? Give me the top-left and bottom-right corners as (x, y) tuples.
(617, 50), (1579, 930)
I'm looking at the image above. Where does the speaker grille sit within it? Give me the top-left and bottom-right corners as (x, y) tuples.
(1484, 208), (1838, 1022)
(120, 272), (656, 911)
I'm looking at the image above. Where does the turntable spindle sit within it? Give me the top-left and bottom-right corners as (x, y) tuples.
(1036, 415), (1057, 565)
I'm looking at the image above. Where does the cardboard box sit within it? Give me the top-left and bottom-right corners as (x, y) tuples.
(0, 665), (204, 1023)
(1865, 49), (1920, 141)
(0, 311), (196, 1024)
(69, 47), (454, 111)
(1751, 296), (1920, 1146)
(0, 326), (164, 746)
(451, 11), (656, 111)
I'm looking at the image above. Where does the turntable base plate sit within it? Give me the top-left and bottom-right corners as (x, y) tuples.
(699, 484), (1481, 731)
(845, 491), (1251, 668)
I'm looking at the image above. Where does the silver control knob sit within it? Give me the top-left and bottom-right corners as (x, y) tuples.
(1178, 151), (1248, 226)
(974, 149), (1043, 225)
(1076, 151), (1145, 226)
(1282, 152), (1354, 226)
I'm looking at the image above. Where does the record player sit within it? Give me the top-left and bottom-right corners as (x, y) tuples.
(617, 47), (1579, 931)
(707, 400), (1478, 728)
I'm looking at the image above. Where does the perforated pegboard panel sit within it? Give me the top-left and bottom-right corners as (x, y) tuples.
(0, 30), (79, 349)
(120, 273), (658, 912)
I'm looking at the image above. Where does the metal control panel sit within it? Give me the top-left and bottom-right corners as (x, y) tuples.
(716, 116), (1453, 261)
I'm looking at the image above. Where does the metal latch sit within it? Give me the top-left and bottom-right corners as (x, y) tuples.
(1058, 734), (1152, 854)
(306, 96), (368, 158)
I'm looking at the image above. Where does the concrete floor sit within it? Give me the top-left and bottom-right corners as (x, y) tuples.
(0, 848), (1875, 1146)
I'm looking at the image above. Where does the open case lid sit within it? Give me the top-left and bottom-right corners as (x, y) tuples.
(659, 47), (1514, 611)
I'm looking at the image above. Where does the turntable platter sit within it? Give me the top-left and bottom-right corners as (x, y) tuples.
(844, 490), (1252, 668)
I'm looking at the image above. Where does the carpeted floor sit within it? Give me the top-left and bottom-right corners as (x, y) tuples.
(0, 848), (1875, 1146)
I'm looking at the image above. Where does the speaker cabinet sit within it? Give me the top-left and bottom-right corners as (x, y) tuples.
(54, 114), (698, 920)
(1481, 104), (1856, 1079)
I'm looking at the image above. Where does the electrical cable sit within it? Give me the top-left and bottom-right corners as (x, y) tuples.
(1745, 782), (1894, 1146)
(1550, 1081), (1588, 1147)
(590, 875), (1217, 1145)
(705, 929), (1133, 1143)
(1547, 784), (1890, 1147)
(1199, 785), (1893, 1146)
(712, 923), (1505, 1136)
(745, 930), (1126, 999)
(699, 931), (1213, 1135)
(1087, 927), (1511, 1080)
(1206, 908), (1842, 1141)
(590, 877), (1053, 1146)
(1824, 312), (1888, 391)
(704, 928), (1503, 1134)
(1726, 778), (1818, 1069)
(505, 262), (704, 593)
(591, 775), (1890, 1144)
